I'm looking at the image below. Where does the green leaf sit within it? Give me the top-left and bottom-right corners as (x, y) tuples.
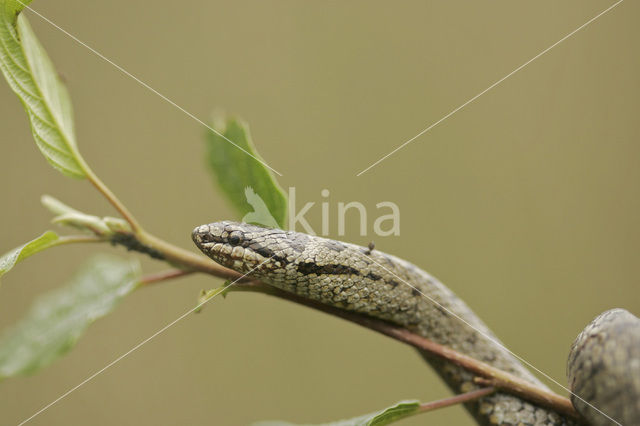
(0, 231), (60, 282)
(0, 0), (88, 177)
(205, 115), (287, 228)
(194, 281), (231, 313)
(0, 255), (140, 379)
(254, 400), (421, 426)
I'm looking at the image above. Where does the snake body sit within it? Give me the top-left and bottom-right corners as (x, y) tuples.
(192, 221), (639, 426)
(567, 309), (640, 425)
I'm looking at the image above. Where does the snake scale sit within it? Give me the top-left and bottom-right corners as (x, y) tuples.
(192, 221), (639, 426)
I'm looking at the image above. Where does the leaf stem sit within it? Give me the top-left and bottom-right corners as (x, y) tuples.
(56, 235), (105, 245)
(85, 169), (142, 233)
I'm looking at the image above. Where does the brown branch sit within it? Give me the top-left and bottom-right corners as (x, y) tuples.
(135, 230), (248, 280)
(226, 281), (580, 420)
(91, 230), (580, 420)
(374, 320), (577, 419)
(140, 269), (194, 285)
(419, 387), (496, 413)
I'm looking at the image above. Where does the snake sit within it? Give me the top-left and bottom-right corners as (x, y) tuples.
(192, 221), (640, 426)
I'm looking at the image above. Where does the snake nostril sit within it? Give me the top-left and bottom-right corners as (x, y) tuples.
(200, 232), (215, 243)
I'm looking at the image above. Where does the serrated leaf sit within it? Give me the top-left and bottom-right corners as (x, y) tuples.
(0, 0), (88, 177)
(254, 400), (421, 426)
(0, 255), (140, 379)
(0, 231), (60, 282)
(205, 116), (287, 228)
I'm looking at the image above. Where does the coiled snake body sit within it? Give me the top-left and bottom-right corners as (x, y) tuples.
(192, 221), (639, 426)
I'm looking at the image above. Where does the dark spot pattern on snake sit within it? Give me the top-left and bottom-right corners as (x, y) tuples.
(192, 221), (577, 426)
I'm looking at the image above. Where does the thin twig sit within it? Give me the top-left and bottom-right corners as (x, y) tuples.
(60, 222), (578, 420)
(140, 269), (194, 285)
(374, 320), (577, 419)
(136, 231), (248, 280)
(418, 387), (496, 413)
(85, 169), (142, 233)
(226, 281), (580, 420)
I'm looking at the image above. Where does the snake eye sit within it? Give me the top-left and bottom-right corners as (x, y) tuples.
(228, 232), (241, 245)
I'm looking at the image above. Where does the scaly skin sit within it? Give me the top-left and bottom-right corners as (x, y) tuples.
(193, 221), (575, 425)
(567, 309), (640, 426)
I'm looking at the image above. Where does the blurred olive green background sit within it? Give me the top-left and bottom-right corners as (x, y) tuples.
(1, 1), (638, 425)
